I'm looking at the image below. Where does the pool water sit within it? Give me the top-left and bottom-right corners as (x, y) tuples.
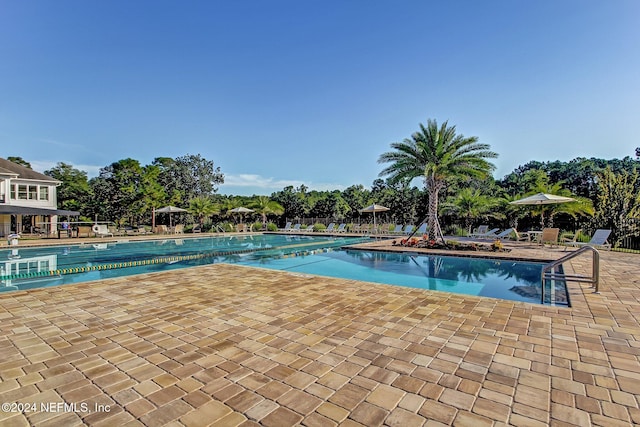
(0, 235), (566, 305)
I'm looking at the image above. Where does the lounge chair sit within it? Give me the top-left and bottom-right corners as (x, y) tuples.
(281, 222), (292, 232)
(93, 224), (113, 238)
(512, 229), (531, 242)
(174, 224), (184, 234)
(469, 225), (489, 237)
(471, 228), (500, 239)
(290, 224), (301, 232)
(336, 223), (346, 233)
(390, 224), (404, 235)
(324, 223), (336, 232)
(304, 224), (314, 232)
(567, 229), (611, 250)
(192, 224), (202, 233)
(561, 229), (581, 244)
(415, 223), (427, 235)
(493, 228), (516, 240)
(539, 228), (560, 246)
(403, 225), (415, 235)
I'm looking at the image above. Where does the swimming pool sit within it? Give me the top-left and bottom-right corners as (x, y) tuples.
(0, 234), (565, 305)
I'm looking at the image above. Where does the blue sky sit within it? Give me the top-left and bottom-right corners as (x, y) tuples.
(1, 1), (638, 196)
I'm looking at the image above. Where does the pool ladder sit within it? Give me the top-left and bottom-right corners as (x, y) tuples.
(541, 246), (600, 304)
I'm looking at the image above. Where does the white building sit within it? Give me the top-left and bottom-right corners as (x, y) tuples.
(0, 158), (78, 237)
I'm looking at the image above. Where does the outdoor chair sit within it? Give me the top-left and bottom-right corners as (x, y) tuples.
(539, 228), (560, 246)
(415, 223), (428, 235)
(390, 224), (404, 235)
(403, 225), (415, 235)
(567, 229), (611, 251)
(324, 223), (336, 232)
(281, 222), (292, 232)
(561, 229), (581, 244)
(472, 228), (500, 239)
(93, 224), (113, 238)
(469, 225), (489, 237)
(336, 223), (347, 233)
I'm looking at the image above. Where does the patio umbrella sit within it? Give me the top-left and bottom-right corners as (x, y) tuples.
(229, 207), (254, 223)
(155, 205), (187, 228)
(509, 193), (576, 227)
(359, 203), (390, 234)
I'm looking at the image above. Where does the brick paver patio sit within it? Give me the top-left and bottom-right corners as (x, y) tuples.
(1, 236), (639, 426)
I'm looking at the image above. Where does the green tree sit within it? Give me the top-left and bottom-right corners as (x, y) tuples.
(250, 196), (284, 227)
(154, 154), (224, 204)
(188, 196), (219, 228)
(591, 167), (640, 247)
(7, 156), (31, 168)
(378, 119), (497, 241)
(522, 170), (594, 227)
(89, 158), (145, 225)
(44, 162), (91, 214)
(442, 188), (501, 234)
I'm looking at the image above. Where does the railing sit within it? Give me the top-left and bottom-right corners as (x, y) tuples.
(541, 246), (600, 304)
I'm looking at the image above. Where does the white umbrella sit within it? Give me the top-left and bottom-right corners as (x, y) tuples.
(229, 207), (254, 224)
(509, 193), (576, 227)
(155, 205), (187, 228)
(359, 203), (390, 234)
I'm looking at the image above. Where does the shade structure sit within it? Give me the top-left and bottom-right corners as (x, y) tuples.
(359, 203), (390, 234)
(229, 207), (254, 225)
(509, 193), (576, 205)
(509, 193), (576, 227)
(155, 206), (187, 228)
(229, 207), (254, 214)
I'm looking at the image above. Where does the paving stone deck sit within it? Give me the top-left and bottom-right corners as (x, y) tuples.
(0, 236), (639, 426)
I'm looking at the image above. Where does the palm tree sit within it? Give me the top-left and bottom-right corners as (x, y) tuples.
(188, 196), (219, 228)
(442, 188), (501, 234)
(378, 119), (497, 241)
(527, 181), (594, 227)
(250, 196), (285, 228)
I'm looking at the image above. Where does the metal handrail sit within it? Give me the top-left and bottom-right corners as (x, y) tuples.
(541, 246), (600, 303)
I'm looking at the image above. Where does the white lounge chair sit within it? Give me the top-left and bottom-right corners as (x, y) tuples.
(472, 228), (500, 239)
(415, 223), (427, 235)
(336, 223), (346, 233)
(469, 225), (489, 237)
(281, 222), (292, 232)
(93, 224), (113, 238)
(403, 225), (415, 235)
(567, 229), (612, 250)
(324, 223), (336, 232)
(290, 224), (301, 232)
(390, 224), (404, 235)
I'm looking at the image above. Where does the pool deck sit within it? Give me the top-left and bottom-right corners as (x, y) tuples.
(1, 234), (639, 426)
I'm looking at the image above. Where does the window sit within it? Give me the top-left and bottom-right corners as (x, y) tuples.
(10, 185), (16, 199)
(18, 185), (27, 200)
(29, 185), (38, 200)
(39, 186), (49, 201)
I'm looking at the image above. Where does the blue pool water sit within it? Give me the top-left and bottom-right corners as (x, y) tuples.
(0, 234), (564, 305)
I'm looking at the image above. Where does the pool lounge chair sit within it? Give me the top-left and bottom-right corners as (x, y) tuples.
(567, 229), (611, 250)
(471, 228), (500, 239)
(93, 224), (113, 238)
(336, 223), (347, 233)
(324, 223), (336, 232)
(493, 228), (517, 240)
(390, 224), (404, 235)
(290, 224), (301, 232)
(402, 225), (415, 235)
(281, 222), (292, 232)
(415, 223), (427, 235)
(469, 225), (489, 237)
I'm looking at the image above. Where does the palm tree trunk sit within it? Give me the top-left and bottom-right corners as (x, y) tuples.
(426, 177), (443, 241)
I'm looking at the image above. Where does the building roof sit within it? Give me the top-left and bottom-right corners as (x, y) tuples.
(0, 158), (59, 182)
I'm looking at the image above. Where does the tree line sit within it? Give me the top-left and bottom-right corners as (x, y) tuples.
(7, 126), (640, 247)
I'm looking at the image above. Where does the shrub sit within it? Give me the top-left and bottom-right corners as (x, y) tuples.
(252, 222), (263, 231)
(266, 222), (278, 231)
(313, 223), (327, 232)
